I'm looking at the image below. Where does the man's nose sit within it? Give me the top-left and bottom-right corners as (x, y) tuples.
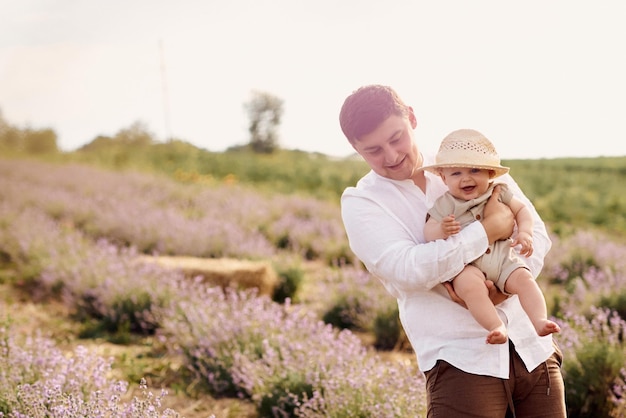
(383, 147), (399, 164)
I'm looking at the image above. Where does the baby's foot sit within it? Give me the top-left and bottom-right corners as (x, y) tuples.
(486, 325), (508, 344)
(535, 319), (561, 336)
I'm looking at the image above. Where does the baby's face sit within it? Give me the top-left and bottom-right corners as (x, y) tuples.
(439, 167), (493, 201)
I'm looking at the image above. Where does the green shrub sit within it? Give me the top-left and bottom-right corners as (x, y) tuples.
(322, 295), (367, 331)
(257, 373), (314, 417)
(560, 253), (601, 286)
(373, 305), (405, 350)
(598, 291), (626, 323)
(272, 265), (304, 303)
(563, 338), (625, 418)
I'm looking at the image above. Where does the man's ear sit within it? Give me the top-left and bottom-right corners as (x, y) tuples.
(407, 107), (417, 129)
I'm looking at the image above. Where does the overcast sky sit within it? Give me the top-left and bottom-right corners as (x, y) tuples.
(1, 1), (625, 159)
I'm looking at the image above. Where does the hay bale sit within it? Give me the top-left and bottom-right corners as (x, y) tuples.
(139, 256), (278, 297)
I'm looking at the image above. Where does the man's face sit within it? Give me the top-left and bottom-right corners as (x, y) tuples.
(351, 110), (421, 182)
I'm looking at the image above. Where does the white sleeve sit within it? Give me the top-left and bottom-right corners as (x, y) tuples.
(341, 192), (490, 295)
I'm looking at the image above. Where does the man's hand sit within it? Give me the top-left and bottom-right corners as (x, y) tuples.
(443, 279), (508, 308)
(481, 185), (514, 244)
(443, 281), (467, 308)
(485, 280), (508, 305)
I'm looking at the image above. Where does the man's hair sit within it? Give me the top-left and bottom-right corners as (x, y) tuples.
(339, 85), (410, 144)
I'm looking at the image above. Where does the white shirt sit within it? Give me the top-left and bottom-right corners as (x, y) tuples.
(340, 154), (554, 378)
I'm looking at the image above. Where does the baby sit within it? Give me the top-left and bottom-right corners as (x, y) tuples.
(422, 129), (560, 344)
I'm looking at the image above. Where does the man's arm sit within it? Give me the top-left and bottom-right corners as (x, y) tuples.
(341, 186), (490, 293)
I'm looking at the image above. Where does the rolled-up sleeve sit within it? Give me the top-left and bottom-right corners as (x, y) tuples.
(341, 181), (489, 295)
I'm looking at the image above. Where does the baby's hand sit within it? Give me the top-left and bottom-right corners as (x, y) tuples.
(441, 215), (461, 238)
(512, 231), (533, 256)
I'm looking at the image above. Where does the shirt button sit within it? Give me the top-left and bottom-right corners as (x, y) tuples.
(475, 214), (481, 220)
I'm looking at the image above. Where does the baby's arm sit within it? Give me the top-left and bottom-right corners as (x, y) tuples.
(508, 197), (534, 256)
(424, 214), (461, 241)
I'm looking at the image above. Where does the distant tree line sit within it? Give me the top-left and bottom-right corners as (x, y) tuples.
(3, 98), (625, 238)
(1, 90), (284, 157)
(78, 121), (156, 152)
(0, 109), (59, 154)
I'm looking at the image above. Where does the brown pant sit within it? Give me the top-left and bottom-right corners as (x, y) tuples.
(424, 341), (566, 418)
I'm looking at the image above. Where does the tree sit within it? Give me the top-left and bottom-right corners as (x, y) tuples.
(244, 90), (284, 154)
(0, 110), (21, 151)
(0, 109), (58, 154)
(77, 135), (114, 152)
(79, 121), (155, 153)
(23, 128), (59, 154)
(113, 121), (155, 147)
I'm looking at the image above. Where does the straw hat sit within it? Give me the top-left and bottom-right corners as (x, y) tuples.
(421, 129), (510, 178)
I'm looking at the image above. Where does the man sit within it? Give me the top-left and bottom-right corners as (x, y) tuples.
(339, 85), (566, 417)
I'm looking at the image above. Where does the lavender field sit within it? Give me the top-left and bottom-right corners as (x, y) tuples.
(1, 157), (626, 417)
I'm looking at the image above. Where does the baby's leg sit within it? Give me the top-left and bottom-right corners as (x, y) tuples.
(504, 268), (560, 336)
(454, 265), (507, 344)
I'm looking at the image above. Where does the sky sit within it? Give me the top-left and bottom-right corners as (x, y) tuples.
(1, 1), (625, 160)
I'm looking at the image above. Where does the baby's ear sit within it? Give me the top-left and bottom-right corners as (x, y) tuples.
(488, 170), (496, 179)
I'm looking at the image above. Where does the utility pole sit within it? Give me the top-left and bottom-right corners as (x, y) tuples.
(159, 39), (172, 142)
